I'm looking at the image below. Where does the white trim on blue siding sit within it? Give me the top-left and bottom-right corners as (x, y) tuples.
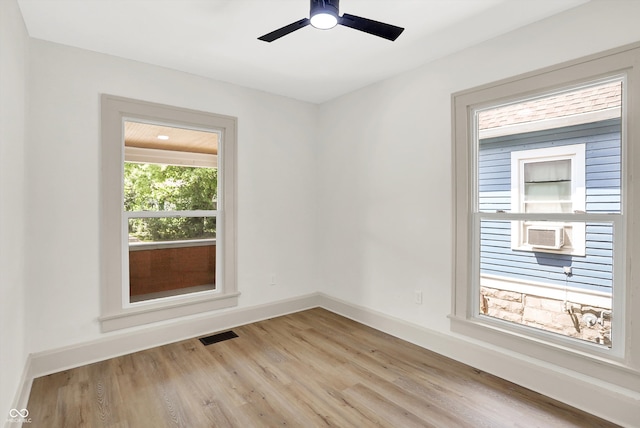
(510, 143), (586, 255)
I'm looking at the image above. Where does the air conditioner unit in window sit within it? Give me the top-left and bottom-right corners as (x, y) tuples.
(527, 225), (565, 250)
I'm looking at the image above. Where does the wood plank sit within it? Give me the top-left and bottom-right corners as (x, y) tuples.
(26, 308), (619, 428)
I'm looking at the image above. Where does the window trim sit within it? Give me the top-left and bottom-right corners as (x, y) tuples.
(509, 143), (586, 255)
(100, 95), (238, 332)
(451, 43), (640, 386)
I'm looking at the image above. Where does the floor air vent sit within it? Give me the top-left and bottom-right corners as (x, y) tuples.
(199, 330), (238, 346)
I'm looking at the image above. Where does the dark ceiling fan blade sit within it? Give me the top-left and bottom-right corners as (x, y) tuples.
(258, 18), (310, 42)
(339, 13), (404, 41)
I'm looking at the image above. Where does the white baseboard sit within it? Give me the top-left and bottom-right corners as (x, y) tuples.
(5, 354), (33, 428)
(12, 292), (638, 428)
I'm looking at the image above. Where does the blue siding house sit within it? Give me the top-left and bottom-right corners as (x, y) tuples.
(478, 118), (620, 296)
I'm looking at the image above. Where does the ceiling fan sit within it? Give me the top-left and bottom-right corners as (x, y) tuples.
(258, 0), (404, 43)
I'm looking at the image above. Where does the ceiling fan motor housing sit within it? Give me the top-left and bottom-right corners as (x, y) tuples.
(311, 0), (339, 19)
(258, 0), (404, 42)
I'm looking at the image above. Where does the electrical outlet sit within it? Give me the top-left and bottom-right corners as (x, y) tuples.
(414, 290), (423, 304)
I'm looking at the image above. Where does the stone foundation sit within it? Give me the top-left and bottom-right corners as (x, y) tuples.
(480, 286), (611, 346)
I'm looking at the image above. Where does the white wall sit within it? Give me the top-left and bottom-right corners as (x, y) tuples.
(317, 0), (640, 424)
(0, 0), (28, 419)
(319, 0), (640, 343)
(24, 39), (319, 353)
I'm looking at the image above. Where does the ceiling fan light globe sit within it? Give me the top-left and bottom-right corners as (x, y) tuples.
(310, 12), (338, 29)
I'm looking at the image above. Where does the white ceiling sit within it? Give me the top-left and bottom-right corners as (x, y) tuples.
(17, 0), (589, 104)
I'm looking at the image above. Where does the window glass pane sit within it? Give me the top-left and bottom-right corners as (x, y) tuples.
(524, 159), (571, 182)
(480, 219), (613, 347)
(524, 181), (572, 201)
(478, 79), (622, 216)
(128, 239), (216, 303)
(128, 217), (217, 303)
(128, 216), (216, 243)
(124, 163), (217, 212)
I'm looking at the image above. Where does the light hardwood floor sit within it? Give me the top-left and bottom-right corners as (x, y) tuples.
(26, 308), (618, 427)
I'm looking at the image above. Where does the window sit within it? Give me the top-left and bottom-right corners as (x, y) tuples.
(123, 121), (219, 304)
(452, 43), (640, 382)
(101, 96), (238, 332)
(510, 144), (586, 255)
(474, 80), (619, 347)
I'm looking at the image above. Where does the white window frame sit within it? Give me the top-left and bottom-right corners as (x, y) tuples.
(100, 95), (238, 332)
(510, 144), (586, 255)
(451, 43), (640, 389)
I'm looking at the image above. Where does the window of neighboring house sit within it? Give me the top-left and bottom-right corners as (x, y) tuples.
(452, 44), (640, 384)
(100, 96), (238, 332)
(510, 144), (586, 256)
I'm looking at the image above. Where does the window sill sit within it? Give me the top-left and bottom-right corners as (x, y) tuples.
(99, 291), (239, 332)
(510, 245), (584, 256)
(448, 314), (639, 391)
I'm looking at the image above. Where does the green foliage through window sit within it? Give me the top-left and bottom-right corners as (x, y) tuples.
(125, 163), (217, 242)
